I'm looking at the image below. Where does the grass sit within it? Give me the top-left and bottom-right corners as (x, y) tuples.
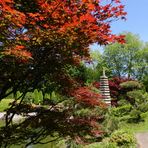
(0, 99), (14, 112)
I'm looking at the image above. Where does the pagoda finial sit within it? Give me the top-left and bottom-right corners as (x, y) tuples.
(103, 67), (106, 76)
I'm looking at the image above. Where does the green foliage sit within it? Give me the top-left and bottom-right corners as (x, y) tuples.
(74, 107), (105, 118)
(120, 112), (148, 133)
(111, 105), (132, 117)
(128, 109), (143, 123)
(120, 81), (142, 90)
(16, 91), (22, 99)
(0, 99), (14, 112)
(86, 130), (136, 148)
(103, 110), (119, 134)
(65, 140), (82, 148)
(85, 142), (117, 148)
(142, 75), (148, 92)
(108, 130), (136, 147)
(138, 103), (148, 113)
(65, 64), (87, 83)
(117, 99), (130, 106)
(86, 50), (109, 82)
(103, 32), (147, 80)
(34, 89), (40, 104)
(24, 89), (43, 104)
(127, 90), (147, 104)
(85, 67), (100, 83)
(32, 139), (66, 148)
(74, 108), (93, 117)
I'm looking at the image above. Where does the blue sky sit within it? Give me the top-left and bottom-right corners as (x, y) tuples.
(90, 0), (148, 51)
(111, 0), (148, 42)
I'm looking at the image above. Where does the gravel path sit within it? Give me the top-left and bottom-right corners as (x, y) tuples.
(136, 132), (148, 148)
(0, 112), (25, 121)
(0, 112), (6, 119)
(0, 112), (36, 121)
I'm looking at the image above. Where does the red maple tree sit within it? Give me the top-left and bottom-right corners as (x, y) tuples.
(0, 0), (126, 146)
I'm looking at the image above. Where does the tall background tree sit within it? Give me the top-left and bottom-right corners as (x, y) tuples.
(103, 32), (148, 79)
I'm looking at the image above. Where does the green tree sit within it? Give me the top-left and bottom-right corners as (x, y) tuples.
(103, 32), (147, 79)
(84, 50), (104, 83)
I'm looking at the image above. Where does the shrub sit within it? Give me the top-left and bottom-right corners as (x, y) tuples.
(142, 75), (148, 92)
(108, 77), (131, 99)
(127, 90), (148, 106)
(85, 142), (117, 148)
(103, 110), (119, 134)
(120, 81), (142, 90)
(128, 109), (144, 123)
(141, 112), (148, 118)
(117, 99), (130, 106)
(111, 105), (132, 117)
(33, 89), (43, 104)
(138, 103), (148, 113)
(74, 108), (92, 117)
(24, 90), (43, 104)
(74, 107), (106, 118)
(109, 129), (136, 147)
(119, 115), (131, 122)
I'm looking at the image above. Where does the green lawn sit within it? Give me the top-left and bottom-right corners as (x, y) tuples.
(0, 99), (14, 112)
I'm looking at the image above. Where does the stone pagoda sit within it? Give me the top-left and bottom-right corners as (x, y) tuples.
(100, 68), (111, 105)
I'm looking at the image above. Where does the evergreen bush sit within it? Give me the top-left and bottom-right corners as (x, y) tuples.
(111, 105), (132, 117)
(108, 129), (136, 147)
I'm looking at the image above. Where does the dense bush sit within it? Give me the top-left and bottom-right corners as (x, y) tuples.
(85, 142), (117, 148)
(74, 107), (106, 118)
(142, 75), (148, 92)
(126, 90), (148, 107)
(127, 90), (146, 104)
(108, 130), (136, 147)
(120, 81), (142, 90)
(108, 77), (132, 99)
(138, 103), (148, 113)
(103, 110), (119, 134)
(111, 105), (132, 117)
(128, 109), (144, 123)
(117, 99), (130, 106)
(24, 89), (43, 104)
(86, 129), (136, 148)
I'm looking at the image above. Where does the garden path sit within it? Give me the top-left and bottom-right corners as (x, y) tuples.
(136, 132), (148, 148)
(0, 112), (36, 121)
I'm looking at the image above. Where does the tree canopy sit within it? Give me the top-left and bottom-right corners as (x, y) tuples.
(89, 32), (148, 81)
(103, 32), (148, 79)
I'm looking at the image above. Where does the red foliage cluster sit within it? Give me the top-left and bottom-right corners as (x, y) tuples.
(0, 0), (126, 62)
(3, 45), (32, 62)
(0, 0), (127, 96)
(72, 86), (106, 108)
(69, 117), (104, 144)
(93, 81), (100, 89)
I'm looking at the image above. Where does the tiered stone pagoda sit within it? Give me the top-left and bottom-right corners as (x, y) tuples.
(100, 68), (111, 105)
